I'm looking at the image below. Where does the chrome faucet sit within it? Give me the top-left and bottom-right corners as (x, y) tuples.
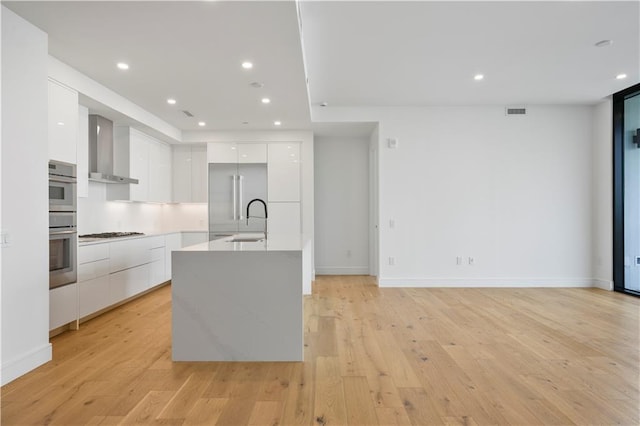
(246, 198), (268, 239)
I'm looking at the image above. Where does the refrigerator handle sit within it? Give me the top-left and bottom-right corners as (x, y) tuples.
(238, 175), (244, 220)
(232, 175), (237, 220)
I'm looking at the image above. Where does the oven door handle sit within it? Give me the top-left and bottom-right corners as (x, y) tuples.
(49, 175), (77, 184)
(49, 229), (77, 236)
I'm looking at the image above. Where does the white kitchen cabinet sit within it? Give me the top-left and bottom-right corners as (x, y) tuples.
(110, 264), (150, 303)
(172, 145), (191, 202)
(78, 244), (110, 319)
(268, 203), (301, 235)
(109, 127), (171, 203)
(268, 143), (300, 202)
(77, 105), (89, 198)
(207, 142), (267, 164)
(172, 144), (207, 203)
(50, 284), (78, 330)
(191, 145), (207, 202)
(48, 79), (78, 164)
(149, 139), (172, 203)
(182, 231), (208, 247)
(109, 237), (151, 273)
(165, 233), (182, 280)
(150, 247), (166, 287)
(79, 276), (110, 318)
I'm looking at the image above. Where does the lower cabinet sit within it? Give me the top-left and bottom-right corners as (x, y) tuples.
(182, 231), (208, 247)
(79, 276), (110, 318)
(164, 233), (182, 280)
(75, 232), (193, 323)
(110, 264), (150, 302)
(50, 283), (78, 330)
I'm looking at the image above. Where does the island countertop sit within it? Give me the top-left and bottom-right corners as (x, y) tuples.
(178, 233), (309, 252)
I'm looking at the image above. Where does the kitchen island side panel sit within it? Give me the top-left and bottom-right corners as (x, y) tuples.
(172, 250), (303, 361)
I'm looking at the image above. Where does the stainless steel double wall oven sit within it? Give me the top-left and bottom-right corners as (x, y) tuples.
(49, 160), (77, 289)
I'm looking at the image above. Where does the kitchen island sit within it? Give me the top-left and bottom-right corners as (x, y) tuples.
(171, 234), (311, 361)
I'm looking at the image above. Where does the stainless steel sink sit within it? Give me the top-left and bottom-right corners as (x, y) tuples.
(230, 237), (264, 242)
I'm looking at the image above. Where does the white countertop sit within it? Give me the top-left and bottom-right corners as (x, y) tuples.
(78, 230), (186, 246)
(178, 233), (308, 252)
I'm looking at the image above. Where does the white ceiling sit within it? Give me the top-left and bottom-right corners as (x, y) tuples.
(5, 1), (640, 137)
(299, 1), (640, 107)
(5, 1), (311, 132)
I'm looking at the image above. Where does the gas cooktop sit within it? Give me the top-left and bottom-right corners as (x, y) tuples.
(79, 232), (145, 239)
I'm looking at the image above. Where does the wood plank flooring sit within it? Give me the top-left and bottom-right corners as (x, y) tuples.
(2, 276), (639, 425)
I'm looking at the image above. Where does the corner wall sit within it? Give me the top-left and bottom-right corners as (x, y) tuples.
(1, 7), (51, 385)
(592, 99), (613, 290)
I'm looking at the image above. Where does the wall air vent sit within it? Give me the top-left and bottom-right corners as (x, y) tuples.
(506, 107), (527, 115)
(181, 110), (194, 117)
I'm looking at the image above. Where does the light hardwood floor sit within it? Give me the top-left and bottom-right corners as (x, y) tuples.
(2, 276), (639, 425)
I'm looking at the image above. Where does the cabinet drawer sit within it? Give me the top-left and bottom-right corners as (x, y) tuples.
(50, 283), (78, 330)
(110, 264), (150, 303)
(109, 238), (150, 273)
(150, 246), (164, 262)
(78, 243), (109, 264)
(150, 259), (166, 287)
(79, 275), (110, 318)
(147, 235), (165, 249)
(78, 259), (110, 282)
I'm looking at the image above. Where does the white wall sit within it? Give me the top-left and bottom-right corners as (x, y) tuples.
(314, 136), (369, 274)
(161, 203), (208, 232)
(77, 182), (163, 234)
(314, 105), (594, 287)
(592, 99), (613, 290)
(1, 7), (51, 385)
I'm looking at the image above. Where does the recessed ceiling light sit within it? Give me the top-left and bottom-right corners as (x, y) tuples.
(616, 73), (627, 80)
(319, 102), (329, 107)
(595, 40), (613, 48)
(242, 61), (253, 69)
(242, 121), (249, 125)
(474, 74), (484, 81)
(57, 122), (65, 126)
(167, 98), (177, 105)
(274, 121), (281, 126)
(198, 121), (206, 126)
(261, 98), (271, 104)
(117, 62), (129, 70)
(250, 82), (264, 88)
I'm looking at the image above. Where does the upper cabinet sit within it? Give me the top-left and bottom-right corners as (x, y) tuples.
(268, 143), (301, 202)
(77, 105), (89, 198)
(48, 79), (78, 164)
(173, 144), (207, 203)
(107, 127), (171, 203)
(207, 142), (267, 164)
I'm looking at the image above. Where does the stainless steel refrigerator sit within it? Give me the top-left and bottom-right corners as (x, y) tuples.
(208, 163), (267, 239)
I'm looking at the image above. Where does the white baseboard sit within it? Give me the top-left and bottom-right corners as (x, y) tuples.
(592, 279), (614, 291)
(378, 277), (595, 288)
(316, 266), (369, 275)
(1, 343), (52, 386)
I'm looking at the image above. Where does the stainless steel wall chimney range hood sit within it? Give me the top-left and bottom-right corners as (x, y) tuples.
(88, 115), (138, 184)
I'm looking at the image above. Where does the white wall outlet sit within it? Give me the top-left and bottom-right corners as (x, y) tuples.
(456, 256), (462, 265)
(387, 138), (398, 149)
(346, 249), (352, 258)
(468, 257), (475, 266)
(389, 219), (395, 228)
(388, 257), (395, 266)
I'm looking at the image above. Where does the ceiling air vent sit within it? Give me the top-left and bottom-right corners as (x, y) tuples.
(505, 107), (526, 116)
(181, 110), (194, 117)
